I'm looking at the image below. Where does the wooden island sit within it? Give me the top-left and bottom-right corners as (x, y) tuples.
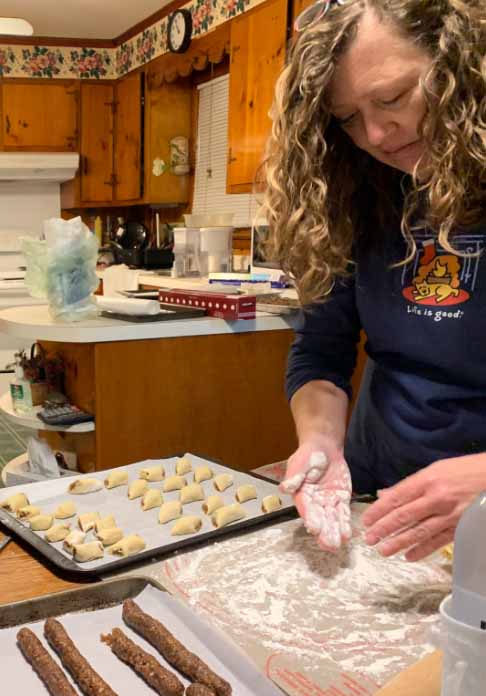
(0, 302), (298, 473)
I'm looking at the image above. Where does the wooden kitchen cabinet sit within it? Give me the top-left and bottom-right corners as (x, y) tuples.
(79, 82), (114, 202)
(227, 0), (288, 193)
(1, 80), (79, 151)
(144, 77), (192, 204)
(62, 73), (143, 207)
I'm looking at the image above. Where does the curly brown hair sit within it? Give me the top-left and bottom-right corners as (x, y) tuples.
(262, 0), (486, 304)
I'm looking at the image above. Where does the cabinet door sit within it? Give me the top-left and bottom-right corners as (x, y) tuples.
(2, 81), (79, 151)
(145, 78), (192, 204)
(80, 83), (114, 203)
(227, 0), (288, 192)
(114, 72), (143, 201)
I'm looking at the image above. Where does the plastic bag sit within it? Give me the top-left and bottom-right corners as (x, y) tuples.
(22, 217), (99, 322)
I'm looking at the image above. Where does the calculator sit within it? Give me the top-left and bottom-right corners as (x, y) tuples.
(37, 403), (95, 426)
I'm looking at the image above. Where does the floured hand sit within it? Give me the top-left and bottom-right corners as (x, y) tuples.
(280, 442), (352, 552)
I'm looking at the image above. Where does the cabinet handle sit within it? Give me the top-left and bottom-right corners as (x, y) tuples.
(83, 156), (88, 176)
(104, 174), (115, 187)
(5, 115), (10, 134)
(228, 148), (237, 164)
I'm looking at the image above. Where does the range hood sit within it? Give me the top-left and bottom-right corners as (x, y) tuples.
(0, 152), (79, 182)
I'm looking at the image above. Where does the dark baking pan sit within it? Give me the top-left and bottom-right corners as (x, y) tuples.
(101, 303), (207, 322)
(0, 453), (297, 578)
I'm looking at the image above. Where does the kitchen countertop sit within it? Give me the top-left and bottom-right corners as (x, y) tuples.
(0, 304), (296, 343)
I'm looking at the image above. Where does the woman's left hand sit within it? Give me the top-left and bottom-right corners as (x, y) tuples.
(361, 453), (486, 561)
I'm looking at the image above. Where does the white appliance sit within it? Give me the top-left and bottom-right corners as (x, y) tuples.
(0, 153), (79, 394)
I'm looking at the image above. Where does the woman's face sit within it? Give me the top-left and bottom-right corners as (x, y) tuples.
(329, 10), (433, 174)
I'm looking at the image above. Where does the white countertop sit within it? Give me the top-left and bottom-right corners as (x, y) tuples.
(0, 304), (296, 343)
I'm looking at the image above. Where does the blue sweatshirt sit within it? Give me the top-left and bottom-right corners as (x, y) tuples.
(286, 222), (486, 493)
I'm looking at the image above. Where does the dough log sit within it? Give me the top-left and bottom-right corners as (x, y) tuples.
(261, 495), (282, 513)
(194, 466), (213, 484)
(128, 479), (148, 500)
(122, 599), (232, 696)
(30, 514), (54, 531)
(45, 523), (71, 543)
(54, 501), (77, 520)
(17, 627), (77, 696)
(163, 475), (186, 492)
(186, 685), (218, 696)
(73, 541), (104, 563)
(213, 474), (233, 492)
(102, 627), (184, 696)
(45, 618), (118, 696)
(110, 534), (146, 557)
(202, 495), (224, 515)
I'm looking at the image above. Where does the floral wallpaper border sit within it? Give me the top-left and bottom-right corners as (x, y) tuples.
(0, 0), (264, 80)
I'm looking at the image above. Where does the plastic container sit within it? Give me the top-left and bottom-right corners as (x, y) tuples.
(199, 226), (233, 273)
(439, 595), (486, 695)
(184, 213), (234, 227)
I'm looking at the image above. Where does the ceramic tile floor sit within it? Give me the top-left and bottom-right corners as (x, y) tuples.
(0, 411), (30, 485)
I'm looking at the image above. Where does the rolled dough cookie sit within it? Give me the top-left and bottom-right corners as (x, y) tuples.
(30, 514), (54, 531)
(175, 456), (192, 475)
(194, 466), (213, 484)
(17, 505), (41, 520)
(139, 464), (165, 481)
(96, 527), (123, 547)
(68, 478), (103, 495)
(45, 523), (71, 543)
(94, 514), (117, 533)
(212, 503), (246, 528)
(73, 541), (104, 562)
(262, 495), (282, 513)
(54, 501), (77, 519)
(141, 488), (163, 511)
(1, 492), (29, 512)
(110, 534), (146, 557)
(128, 479), (148, 500)
(104, 470), (128, 489)
(171, 515), (202, 536)
(235, 484), (257, 503)
(63, 530), (86, 553)
(180, 483), (204, 505)
(163, 475), (186, 492)
(78, 512), (101, 532)
(202, 495), (224, 515)
(213, 473), (233, 492)
(158, 500), (182, 524)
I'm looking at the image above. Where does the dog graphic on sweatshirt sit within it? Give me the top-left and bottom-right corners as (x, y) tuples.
(412, 255), (461, 303)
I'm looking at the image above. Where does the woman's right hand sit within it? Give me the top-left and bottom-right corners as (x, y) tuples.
(280, 437), (353, 552)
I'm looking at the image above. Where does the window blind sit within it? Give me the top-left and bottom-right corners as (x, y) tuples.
(193, 74), (261, 227)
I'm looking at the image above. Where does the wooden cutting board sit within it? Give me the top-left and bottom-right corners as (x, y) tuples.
(375, 650), (442, 695)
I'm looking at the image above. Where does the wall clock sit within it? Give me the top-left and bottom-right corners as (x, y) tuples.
(167, 9), (193, 54)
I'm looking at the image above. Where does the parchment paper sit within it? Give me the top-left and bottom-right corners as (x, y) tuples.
(1, 584), (284, 695)
(0, 453), (293, 571)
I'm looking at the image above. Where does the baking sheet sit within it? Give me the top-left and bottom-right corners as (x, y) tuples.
(0, 453), (295, 575)
(0, 578), (285, 695)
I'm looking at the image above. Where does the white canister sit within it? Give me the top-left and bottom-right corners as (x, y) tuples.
(439, 595), (486, 695)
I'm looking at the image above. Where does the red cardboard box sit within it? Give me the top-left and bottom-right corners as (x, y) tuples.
(158, 288), (256, 320)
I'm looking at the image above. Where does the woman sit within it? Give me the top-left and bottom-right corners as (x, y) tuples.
(262, 0), (486, 561)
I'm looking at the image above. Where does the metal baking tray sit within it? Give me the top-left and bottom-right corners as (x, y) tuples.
(0, 453), (297, 577)
(0, 575), (286, 695)
(101, 303), (207, 322)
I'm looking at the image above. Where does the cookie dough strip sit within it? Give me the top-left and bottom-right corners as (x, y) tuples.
(122, 599), (232, 696)
(186, 685), (217, 696)
(102, 627), (184, 696)
(45, 618), (118, 696)
(17, 627), (77, 696)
